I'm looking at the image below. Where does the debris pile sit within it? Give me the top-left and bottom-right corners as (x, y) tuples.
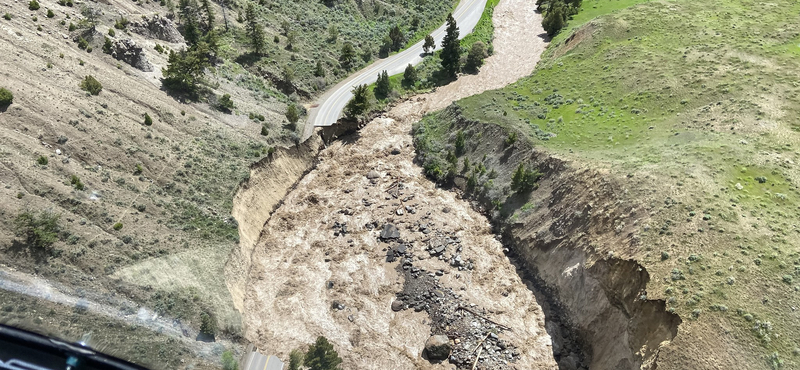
(376, 216), (519, 370)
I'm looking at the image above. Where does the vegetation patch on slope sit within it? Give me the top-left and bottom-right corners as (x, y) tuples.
(416, 0), (800, 368)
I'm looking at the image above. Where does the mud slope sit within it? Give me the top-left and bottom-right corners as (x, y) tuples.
(227, 136), (322, 312)
(239, 0), (554, 368)
(413, 108), (683, 370)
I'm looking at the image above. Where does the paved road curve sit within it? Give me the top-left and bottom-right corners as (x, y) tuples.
(304, 0), (487, 138)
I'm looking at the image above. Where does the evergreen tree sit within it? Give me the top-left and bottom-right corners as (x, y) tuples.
(304, 336), (343, 370)
(374, 70), (391, 99)
(282, 64), (294, 84)
(289, 350), (304, 370)
(440, 13), (460, 77)
(245, 3), (265, 54)
(162, 45), (211, 94)
(379, 35), (392, 57)
(200, 0), (214, 32)
(510, 162), (542, 192)
(339, 42), (356, 69)
(388, 24), (404, 51)
(204, 28), (220, 54)
(184, 17), (201, 46)
(542, 0), (567, 37)
(102, 36), (113, 54)
(402, 63), (417, 87)
(178, 0), (201, 46)
(423, 34), (435, 54)
(79, 5), (100, 30)
(361, 46), (373, 62)
(314, 60), (325, 77)
(285, 104), (299, 126)
(344, 84), (370, 118)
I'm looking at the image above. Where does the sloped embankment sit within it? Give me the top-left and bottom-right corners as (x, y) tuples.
(413, 105), (681, 370)
(227, 136), (322, 312)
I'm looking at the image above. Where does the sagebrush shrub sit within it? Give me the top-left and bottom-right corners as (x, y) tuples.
(0, 88), (13, 106)
(80, 75), (102, 95)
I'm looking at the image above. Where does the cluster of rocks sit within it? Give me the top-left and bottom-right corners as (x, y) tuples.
(129, 15), (183, 43)
(424, 229), (475, 271)
(331, 221), (348, 237)
(376, 220), (518, 369)
(394, 265), (519, 369)
(111, 39), (153, 72)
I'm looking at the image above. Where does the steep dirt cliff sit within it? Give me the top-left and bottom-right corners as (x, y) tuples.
(414, 106), (682, 370)
(227, 136), (322, 312)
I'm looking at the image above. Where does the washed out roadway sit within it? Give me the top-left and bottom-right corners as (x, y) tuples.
(303, 0), (487, 139)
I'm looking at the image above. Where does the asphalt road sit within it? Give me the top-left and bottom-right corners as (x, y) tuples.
(304, 0), (488, 138)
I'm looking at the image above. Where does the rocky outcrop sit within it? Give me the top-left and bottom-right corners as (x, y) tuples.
(129, 15), (183, 43)
(111, 39), (153, 72)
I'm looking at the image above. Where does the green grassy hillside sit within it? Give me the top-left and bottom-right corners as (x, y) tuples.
(416, 0), (800, 367)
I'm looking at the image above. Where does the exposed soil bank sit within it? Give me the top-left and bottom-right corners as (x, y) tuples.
(413, 107), (682, 370)
(227, 135), (323, 312)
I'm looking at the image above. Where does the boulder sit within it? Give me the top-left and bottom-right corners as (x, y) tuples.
(129, 15), (183, 43)
(366, 170), (380, 179)
(391, 300), (404, 312)
(111, 39), (153, 72)
(380, 223), (400, 240)
(423, 335), (451, 363)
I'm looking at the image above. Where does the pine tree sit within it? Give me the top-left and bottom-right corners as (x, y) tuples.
(339, 42), (356, 69)
(374, 70), (391, 99)
(542, 0), (567, 37)
(245, 3), (265, 54)
(178, 0), (202, 47)
(510, 162), (542, 192)
(379, 35), (392, 57)
(178, 0), (201, 45)
(314, 60), (325, 77)
(162, 46), (210, 94)
(304, 336), (343, 370)
(289, 350), (304, 370)
(423, 34), (435, 54)
(102, 36), (113, 54)
(344, 84), (370, 118)
(388, 24), (404, 51)
(285, 104), (299, 126)
(402, 63), (417, 87)
(440, 13), (460, 77)
(200, 0), (214, 32)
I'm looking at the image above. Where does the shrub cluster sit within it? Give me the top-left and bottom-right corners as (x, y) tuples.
(13, 210), (60, 250)
(0, 88), (13, 106)
(80, 75), (102, 95)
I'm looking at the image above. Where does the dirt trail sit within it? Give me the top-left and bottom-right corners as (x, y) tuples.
(241, 0), (551, 368)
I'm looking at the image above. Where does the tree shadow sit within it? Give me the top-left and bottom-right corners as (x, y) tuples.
(159, 81), (201, 102)
(6, 239), (49, 264)
(195, 332), (215, 342)
(234, 52), (261, 66)
(429, 69), (457, 87)
(0, 103), (10, 113)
